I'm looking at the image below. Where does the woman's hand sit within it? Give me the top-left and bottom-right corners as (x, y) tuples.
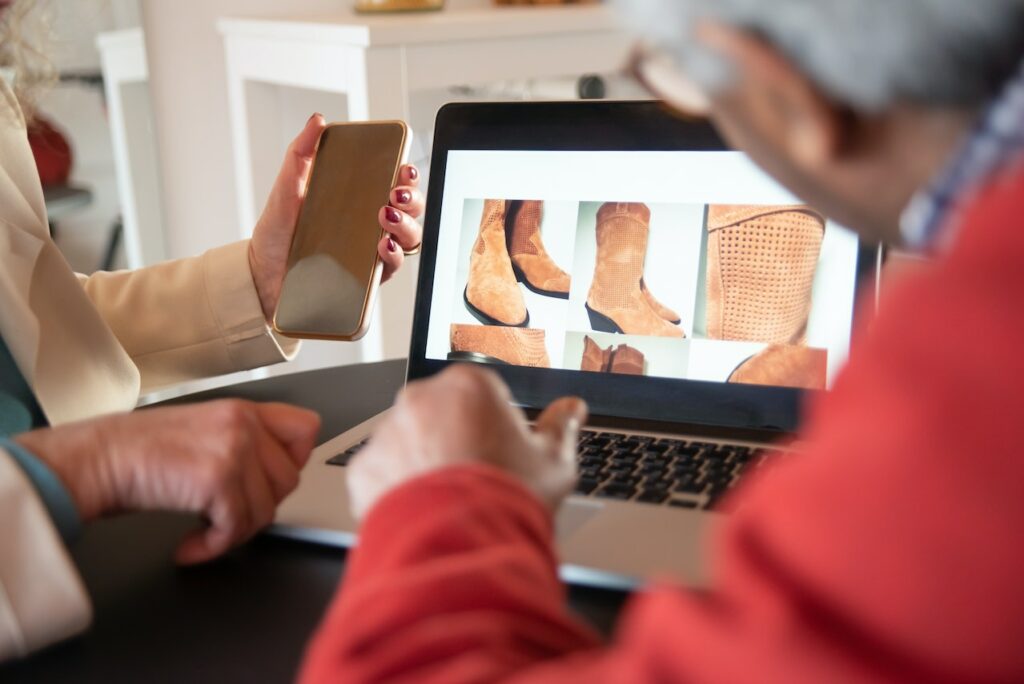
(248, 114), (426, 323)
(16, 400), (321, 565)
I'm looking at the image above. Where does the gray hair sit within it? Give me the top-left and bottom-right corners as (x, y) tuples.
(617, 0), (1024, 112)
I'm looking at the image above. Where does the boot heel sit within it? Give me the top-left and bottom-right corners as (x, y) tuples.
(585, 304), (624, 334)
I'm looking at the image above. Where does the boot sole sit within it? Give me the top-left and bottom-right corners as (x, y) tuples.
(447, 351), (511, 366)
(511, 261), (570, 300)
(585, 304), (624, 334)
(463, 288), (530, 328)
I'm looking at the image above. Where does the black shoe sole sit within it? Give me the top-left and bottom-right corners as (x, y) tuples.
(585, 304), (624, 334)
(463, 288), (530, 328)
(447, 351), (510, 365)
(511, 260), (570, 300)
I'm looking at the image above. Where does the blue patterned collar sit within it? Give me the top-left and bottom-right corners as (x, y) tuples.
(901, 60), (1024, 253)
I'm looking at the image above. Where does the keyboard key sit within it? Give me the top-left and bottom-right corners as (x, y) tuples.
(596, 483), (636, 500)
(674, 476), (705, 495)
(669, 499), (699, 509)
(575, 478), (600, 495)
(637, 490), (669, 504)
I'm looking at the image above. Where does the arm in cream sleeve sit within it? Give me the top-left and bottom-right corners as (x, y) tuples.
(76, 240), (299, 393)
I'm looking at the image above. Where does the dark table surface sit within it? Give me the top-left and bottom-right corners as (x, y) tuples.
(2, 360), (628, 683)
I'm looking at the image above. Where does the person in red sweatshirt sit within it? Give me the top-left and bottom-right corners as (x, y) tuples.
(299, 2), (1024, 682)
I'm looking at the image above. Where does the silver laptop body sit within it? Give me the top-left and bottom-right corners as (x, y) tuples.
(272, 102), (876, 590)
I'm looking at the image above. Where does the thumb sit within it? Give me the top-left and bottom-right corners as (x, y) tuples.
(534, 397), (588, 462)
(274, 113), (326, 203)
(255, 403), (321, 467)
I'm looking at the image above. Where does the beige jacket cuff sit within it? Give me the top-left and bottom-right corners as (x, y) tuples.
(0, 450), (91, 662)
(202, 240), (300, 370)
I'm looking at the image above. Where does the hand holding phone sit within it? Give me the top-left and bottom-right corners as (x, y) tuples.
(273, 121), (412, 341)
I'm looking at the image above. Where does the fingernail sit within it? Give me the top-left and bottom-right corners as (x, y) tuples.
(396, 189), (412, 205)
(387, 237), (398, 253)
(385, 207), (402, 224)
(307, 112), (322, 124)
(407, 166), (419, 181)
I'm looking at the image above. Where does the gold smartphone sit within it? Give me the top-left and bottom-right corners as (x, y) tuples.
(273, 121), (411, 341)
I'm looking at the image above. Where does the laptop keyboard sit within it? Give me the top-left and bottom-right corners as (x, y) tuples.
(326, 431), (778, 511)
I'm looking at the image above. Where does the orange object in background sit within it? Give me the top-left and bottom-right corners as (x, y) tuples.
(355, 0), (444, 12)
(27, 116), (73, 187)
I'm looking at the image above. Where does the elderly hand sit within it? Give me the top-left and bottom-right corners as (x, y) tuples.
(248, 114), (426, 323)
(347, 365), (588, 520)
(15, 400), (320, 565)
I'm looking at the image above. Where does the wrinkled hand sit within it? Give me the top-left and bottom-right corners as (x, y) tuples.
(16, 400), (321, 565)
(248, 114), (427, 322)
(347, 365), (588, 520)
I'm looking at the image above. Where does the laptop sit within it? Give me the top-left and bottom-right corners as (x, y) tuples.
(271, 101), (879, 590)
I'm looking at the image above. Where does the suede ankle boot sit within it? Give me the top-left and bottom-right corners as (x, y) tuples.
(506, 200), (571, 298)
(728, 345), (827, 390)
(448, 324), (550, 368)
(706, 205), (825, 344)
(609, 344), (645, 376)
(585, 202), (684, 338)
(464, 200), (529, 327)
(580, 335), (606, 372)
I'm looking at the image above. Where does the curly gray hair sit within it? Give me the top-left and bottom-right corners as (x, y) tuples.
(617, 0), (1024, 112)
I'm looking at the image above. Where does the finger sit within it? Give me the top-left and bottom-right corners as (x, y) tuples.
(379, 205), (423, 251)
(272, 113), (327, 205)
(389, 185), (426, 221)
(399, 164), (421, 188)
(254, 403), (321, 468)
(240, 452), (278, 534)
(174, 487), (250, 566)
(254, 438), (302, 502)
(533, 397), (589, 463)
(378, 234), (405, 283)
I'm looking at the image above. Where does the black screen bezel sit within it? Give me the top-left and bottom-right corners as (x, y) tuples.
(407, 101), (879, 439)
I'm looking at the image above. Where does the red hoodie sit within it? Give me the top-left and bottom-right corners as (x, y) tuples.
(299, 173), (1024, 684)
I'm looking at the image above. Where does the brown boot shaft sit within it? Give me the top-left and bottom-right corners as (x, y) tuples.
(609, 344), (646, 376)
(586, 202), (684, 338)
(464, 199), (528, 327)
(706, 205), (824, 344)
(506, 200), (571, 298)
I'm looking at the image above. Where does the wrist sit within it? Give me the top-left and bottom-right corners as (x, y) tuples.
(15, 420), (116, 523)
(247, 239), (277, 324)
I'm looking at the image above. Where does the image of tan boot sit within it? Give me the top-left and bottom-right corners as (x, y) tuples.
(464, 199), (529, 327)
(585, 202), (684, 338)
(609, 344), (646, 376)
(580, 335), (607, 372)
(448, 324), (550, 368)
(728, 345), (828, 390)
(506, 200), (571, 299)
(706, 205), (825, 344)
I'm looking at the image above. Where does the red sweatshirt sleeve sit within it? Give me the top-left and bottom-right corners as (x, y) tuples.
(300, 176), (1024, 684)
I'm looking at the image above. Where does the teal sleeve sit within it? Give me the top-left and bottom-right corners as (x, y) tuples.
(1, 437), (82, 544)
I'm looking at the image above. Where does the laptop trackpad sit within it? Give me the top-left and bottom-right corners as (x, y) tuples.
(555, 499), (603, 540)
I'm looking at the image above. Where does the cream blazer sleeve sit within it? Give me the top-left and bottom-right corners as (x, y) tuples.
(77, 242), (299, 394)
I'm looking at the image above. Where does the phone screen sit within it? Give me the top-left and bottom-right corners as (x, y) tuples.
(275, 122), (407, 339)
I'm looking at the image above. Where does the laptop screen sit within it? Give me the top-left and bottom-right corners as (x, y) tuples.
(422, 149), (861, 392)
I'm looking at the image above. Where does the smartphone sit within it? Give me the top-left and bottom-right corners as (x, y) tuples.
(273, 121), (411, 341)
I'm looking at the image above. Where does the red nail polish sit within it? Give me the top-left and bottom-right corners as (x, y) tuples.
(385, 207), (402, 224)
(396, 190), (412, 205)
(407, 166), (419, 181)
(387, 238), (398, 253)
